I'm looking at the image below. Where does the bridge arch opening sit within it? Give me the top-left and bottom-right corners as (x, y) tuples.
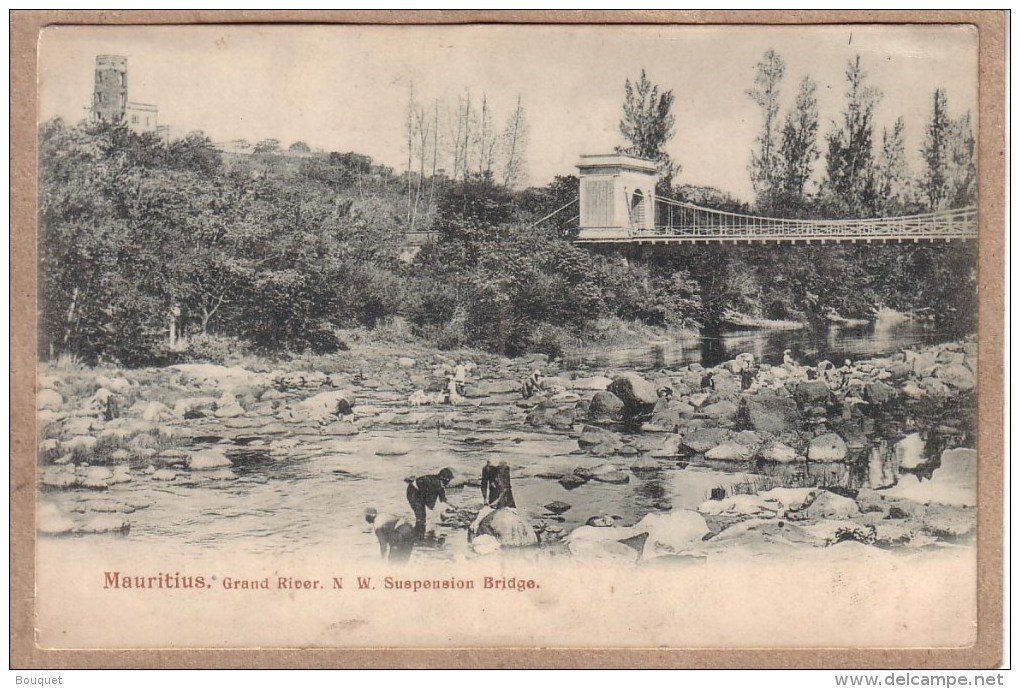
(630, 189), (646, 228)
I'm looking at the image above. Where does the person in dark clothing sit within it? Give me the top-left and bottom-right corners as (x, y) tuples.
(480, 460), (516, 509)
(405, 467), (455, 540)
(740, 365), (756, 391)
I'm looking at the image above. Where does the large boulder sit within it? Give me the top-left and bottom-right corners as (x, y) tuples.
(37, 389), (63, 412)
(571, 376), (614, 391)
(63, 435), (99, 456)
(936, 364), (976, 391)
(907, 351), (938, 377)
(141, 401), (174, 422)
(894, 433), (926, 469)
(807, 433), (848, 462)
(588, 390), (625, 423)
(701, 400), (739, 421)
(634, 510), (710, 559)
(188, 449), (232, 470)
(761, 441), (799, 463)
(525, 407), (556, 427)
(643, 408), (681, 432)
(794, 380), (831, 406)
(681, 427), (730, 453)
(577, 425), (620, 450)
(172, 364), (263, 393)
(881, 448), (976, 507)
(884, 361), (913, 379)
(297, 390), (356, 421)
(173, 396), (218, 417)
(687, 392), (710, 408)
(40, 467), (78, 489)
(79, 466), (112, 490)
(739, 394), (800, 435)
(96, 375), (132, 394)
(479, 380), (520, 395)
(649, 434), (682, 458)
(477, 508), (538, 547)
(707, 371), (741, 396)
(567, 537), (640, 564)
(920, 377), (950, 397)
(61, 416), (98, 439)
(863, 381), (897, 405)
(705, 442), (756, 461)
(608, 373), (659, 415)
(788, 490), (861, 520)
(758, 487), (818, 513)
(101, 418), (155, 441)
(699, 494), (775, 518)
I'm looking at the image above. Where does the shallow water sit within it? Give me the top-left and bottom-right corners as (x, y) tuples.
(567, 315), (953, 371)
(47, 413), (756, 558)
(40, 317), (969, 562)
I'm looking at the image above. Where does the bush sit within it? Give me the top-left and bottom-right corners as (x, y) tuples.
(184, 333), (253, 365)
(524, 323), (575, 360)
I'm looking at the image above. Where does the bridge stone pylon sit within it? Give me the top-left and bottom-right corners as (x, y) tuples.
(577, 154), (659, 239)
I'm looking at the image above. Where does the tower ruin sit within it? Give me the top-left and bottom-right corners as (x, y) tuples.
(92, 54), (128, 123)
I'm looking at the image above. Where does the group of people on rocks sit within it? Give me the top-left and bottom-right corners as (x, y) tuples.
(364, 459), (517, 563)
(406, 361), (473, 407)
(365, 347), (888, 563)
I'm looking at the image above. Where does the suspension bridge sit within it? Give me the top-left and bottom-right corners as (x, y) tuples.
(566, 154), (978, 245)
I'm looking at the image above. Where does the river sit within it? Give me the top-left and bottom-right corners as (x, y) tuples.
(566, 312), (954, 372)
(38, 314), (970, 562)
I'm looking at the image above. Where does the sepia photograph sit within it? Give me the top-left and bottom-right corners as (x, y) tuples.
(13, 12), (1005, 667)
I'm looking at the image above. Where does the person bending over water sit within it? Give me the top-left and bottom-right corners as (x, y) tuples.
(364, 508), (416, 563)
(405, 468), (455, 540)
(481, 460), (516, 509)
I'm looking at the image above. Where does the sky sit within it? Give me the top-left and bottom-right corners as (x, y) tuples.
(38, 24), (978, 202)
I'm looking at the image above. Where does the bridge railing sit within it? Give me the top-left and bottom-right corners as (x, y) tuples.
(643, 198), (978, 241)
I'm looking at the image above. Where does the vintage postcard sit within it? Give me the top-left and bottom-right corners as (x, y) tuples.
(12, 12), (1004, 668)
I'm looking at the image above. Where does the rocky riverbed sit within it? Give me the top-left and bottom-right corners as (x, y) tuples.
(35, 337), (978, 564)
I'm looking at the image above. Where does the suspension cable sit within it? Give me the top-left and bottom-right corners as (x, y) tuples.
(529, 198), (580, 229)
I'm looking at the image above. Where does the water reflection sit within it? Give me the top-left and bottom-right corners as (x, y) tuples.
(568, 314), (957, 371)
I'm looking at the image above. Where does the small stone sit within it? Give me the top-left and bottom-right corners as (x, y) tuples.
(558, 475), (589, 490)
(592, 471), (630, 485)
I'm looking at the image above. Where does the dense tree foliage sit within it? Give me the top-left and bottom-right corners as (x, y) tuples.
(39, 110), (977, 367)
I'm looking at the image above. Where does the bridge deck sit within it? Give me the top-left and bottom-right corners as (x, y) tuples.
(576, 205), (978, 244)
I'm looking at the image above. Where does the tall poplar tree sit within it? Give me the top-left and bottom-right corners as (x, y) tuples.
(777, 75), (820, 210)
(823, 55), (882, 217)
(747, 49), (786, 210)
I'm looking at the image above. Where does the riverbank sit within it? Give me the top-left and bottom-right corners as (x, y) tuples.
(36, 333), (977, 565)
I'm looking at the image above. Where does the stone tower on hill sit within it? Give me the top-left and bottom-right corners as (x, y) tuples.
(91, 54), (160, 134)
(92, 54), (128, 123)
